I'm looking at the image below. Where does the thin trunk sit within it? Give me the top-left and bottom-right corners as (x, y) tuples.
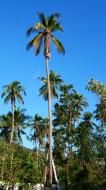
(10, 151), (14, 181)
(10, 100), (15, 144)
(1, 157), (5, 180)
(36, 141), (39, 158)
(42, 152), (48, 184)
(78, 106), (80, 126)
(67, 106), (73, 184)
(45, 57), (53, 186)
(68, 106), (73, 156)
(9, 100), (15, 186)
(78, 116), (80, 127)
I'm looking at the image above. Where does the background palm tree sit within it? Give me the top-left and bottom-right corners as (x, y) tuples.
(39, 70), (63, 101)
(30, 114), (45, 156)
(0, 114), (11, 143)
(76, 112), (95, 167)
(0, 108), (29, 144)
(26, 12), (65, 185)
(12, 108), (30, 144)
(72, 91), (88, 126)
(1, 81), (26, 144)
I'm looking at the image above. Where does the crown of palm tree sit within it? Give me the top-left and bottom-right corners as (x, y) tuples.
(82, 112), (93, 121)
(30, 114), (47, 146)
(0, 108), (29, 144)
(26, 12), (65, 58)
(1, 81), (26, 105)
(38, 70), (63, 100)
(71, 91), (88, 114)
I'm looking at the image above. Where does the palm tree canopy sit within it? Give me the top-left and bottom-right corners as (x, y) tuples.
(82, 112), (93, 122)
(1, 81), (26, 105)
(39, 70), (63, 100)
(0, 114), (12, 142)
(0, 108), (29, 144)
(26, 12), (65, 58)
(71, 91), (88, 118)
(30, 114), (47, 146)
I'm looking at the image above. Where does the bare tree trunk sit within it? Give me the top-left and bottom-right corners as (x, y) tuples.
(10, 100), (15, 144)
(45, 58), (53, 186)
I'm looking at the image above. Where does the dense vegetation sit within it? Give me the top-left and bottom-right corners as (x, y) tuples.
(0, 77), (106, 189)
(0, 13), (106, 190)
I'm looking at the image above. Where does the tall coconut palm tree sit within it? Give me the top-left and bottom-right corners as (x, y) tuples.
(39, 70), (63, 100)
(26, 12), (65, 185)
(1, 81), (26, 144)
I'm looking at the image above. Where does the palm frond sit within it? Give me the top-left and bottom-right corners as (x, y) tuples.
(35, 36), (43, 55)
(48, 13), (61, 26)
(51, 34), (65, 54)
(35, 22), (45, 30)
(17, 86), (26, 96)
(26, 22), (45, 37)
(17, 129), (23, 144)
(51, 23), (64, 32)
(26, 37), (36, 50)
(39, 85), (48, 101)
(51, 13), (61, 19)
(17, 93), (24, 104)
(26, 27), (35, 36)
(4, 94), (12, 104)
(52, 86), (58, 98)
(26, 33), (43, 53)
(38, 76), (47, 83)
(37, 12), (47, 26)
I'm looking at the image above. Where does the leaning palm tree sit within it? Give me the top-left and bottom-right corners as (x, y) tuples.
(26, 12), (65, 185)
(1, 81), (26, 144)
(39, 70), (63, 100)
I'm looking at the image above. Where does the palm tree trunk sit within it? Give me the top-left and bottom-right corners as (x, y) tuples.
(10, 100), (15, 144)
(78, 107), (80, 127)
(1, 157), (5, 180)
(45, 57), (53, 186)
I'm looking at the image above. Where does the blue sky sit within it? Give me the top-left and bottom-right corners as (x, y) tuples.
(0, 0), (106, 148)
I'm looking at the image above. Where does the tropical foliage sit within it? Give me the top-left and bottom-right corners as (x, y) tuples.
(0, 12), (106, 190)
(0, 77), (106, 190)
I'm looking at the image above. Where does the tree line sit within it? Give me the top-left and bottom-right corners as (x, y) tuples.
(0, 76), (106, 189)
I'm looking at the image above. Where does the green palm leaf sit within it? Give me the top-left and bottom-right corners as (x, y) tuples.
(26, 33), (44, 53)
(51, 34), (65, 54)
(51, 23), (64, 32)
(37, 12), (47, 26)
(26, 12), (65, 57)
(26, 27), (36, 36)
